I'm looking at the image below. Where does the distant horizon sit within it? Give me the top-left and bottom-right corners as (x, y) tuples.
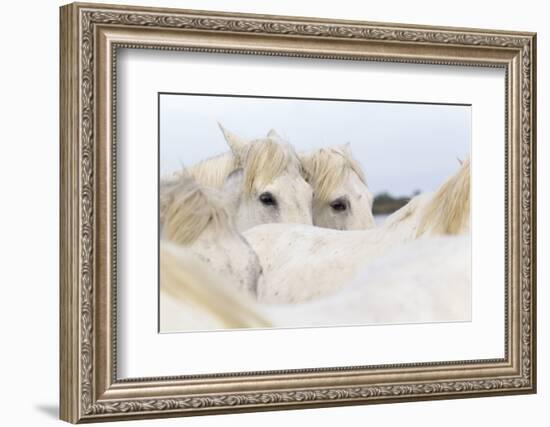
(160, 93), (471, 197)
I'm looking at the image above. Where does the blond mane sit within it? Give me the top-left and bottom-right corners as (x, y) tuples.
(301, 146), (367, 204)
(416, 159), (470, 237)
(160, 172), (232, 245)
(187, 152), (237, 189)
(186, 137), (302, 195)
(239, 138), (303, 194)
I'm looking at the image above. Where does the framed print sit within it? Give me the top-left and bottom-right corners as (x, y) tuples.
(59, 2), (537, 423)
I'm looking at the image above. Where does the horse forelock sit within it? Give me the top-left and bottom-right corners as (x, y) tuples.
(416, 158), (470, 237)
(303, 146), (367, 204)
(241, 138), (303, 194)
(161, 171), (233, 244)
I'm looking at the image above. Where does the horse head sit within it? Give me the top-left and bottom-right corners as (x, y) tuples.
(300, 143), (375, 230)
(160, 171), (262, 296)
(219, 124), (313, 232)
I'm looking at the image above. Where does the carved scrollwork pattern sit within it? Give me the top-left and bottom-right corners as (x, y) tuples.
(86, 377), (530, 415)
(80, 10), (95, 412)
(78, 8), (534, 416)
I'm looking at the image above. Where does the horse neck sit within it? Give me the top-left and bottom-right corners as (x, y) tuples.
(188, 151), (237, 188)
(187, 223), (261, 296)
(380, 193), (431, 242)
(160, 242), (270, 329)
(379, 162), (470, 242)
(415, 164), (470, 237)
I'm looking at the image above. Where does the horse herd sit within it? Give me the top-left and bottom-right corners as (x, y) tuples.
(159, 124), (471, 331)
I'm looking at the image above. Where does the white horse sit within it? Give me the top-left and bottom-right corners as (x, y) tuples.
(160, 242), (272, 332)
(161, 235), (469, 332)
(160, 172), (261, 296)
(244, 159), (470, 303)
(263, 234), (470, 326)
(299, 143), (375, 230)
(159, 170), (469, 332)
(169, 124), (374, 230)
(164, 124), (313, 232)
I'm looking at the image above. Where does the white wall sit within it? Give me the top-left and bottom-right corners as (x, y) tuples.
(0, 0), (545, 426)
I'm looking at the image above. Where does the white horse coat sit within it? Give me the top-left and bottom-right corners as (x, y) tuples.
(165, 124), (313, 232)
(245, 159), (470, 303)
(300, 143), (375, 230)
(159, 163), (470, 331)
(263, 235), (470, 326)
(160, 242), (271, 332)
(159, 173), (271, 332)
(161, 235), (469, 332)
(160, 172), (262, 296)
(167, 125), (375, 231)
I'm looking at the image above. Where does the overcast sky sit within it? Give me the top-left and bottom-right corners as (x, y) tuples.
(160, 94), (470, 197)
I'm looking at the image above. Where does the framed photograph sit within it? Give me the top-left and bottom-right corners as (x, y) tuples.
(60, 2), (537, 423)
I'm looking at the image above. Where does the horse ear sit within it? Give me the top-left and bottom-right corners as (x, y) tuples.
(338, 142), (353, 156)
(267, 129), (282, 140)
(218, 123), (247, 157)
(298, 151), (314, 178)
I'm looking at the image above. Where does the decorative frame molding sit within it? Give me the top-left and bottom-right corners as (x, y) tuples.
(60, 2), (536, 423)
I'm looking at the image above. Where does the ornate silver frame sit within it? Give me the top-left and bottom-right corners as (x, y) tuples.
(60, 2), (537, 423)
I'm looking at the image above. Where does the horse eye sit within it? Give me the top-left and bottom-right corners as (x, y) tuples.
(330, 200), (348, 212)
(259, 192), (277, 207)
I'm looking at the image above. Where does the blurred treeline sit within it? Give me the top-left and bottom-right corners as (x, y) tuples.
(372, 190), (420, 215)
